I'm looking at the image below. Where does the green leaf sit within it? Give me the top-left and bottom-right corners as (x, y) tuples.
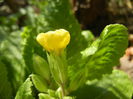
(81, 30), (95, 45)
(33, 54), (50, 82)
(0, 60), (12, 99)
(31, 74), (48, 92)
(47, 89), (57, 97)
(15, 77), (35, 99)
(81, 39), (100, 58)
(68, 39), (100, 91)
(0, 26), (10, 43)
(68, 24), (128, 93)
(22, 26), (47, 74)
(68, 68), (87, 92)
(86, 24), (128, 79)
(0, 31), (25, 94)
(72, 70), (133, 99)
(22, 27), (36, 73)
(39, 93), (56, 99)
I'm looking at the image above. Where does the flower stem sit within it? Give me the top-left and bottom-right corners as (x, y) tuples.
(61, 83), (65, 99)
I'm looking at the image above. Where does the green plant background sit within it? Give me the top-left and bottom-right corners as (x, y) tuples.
(0, 0), (132, 99)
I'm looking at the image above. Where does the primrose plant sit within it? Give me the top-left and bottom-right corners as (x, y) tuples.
(15, 24), (133, 99)
(36, 29), (70, 98)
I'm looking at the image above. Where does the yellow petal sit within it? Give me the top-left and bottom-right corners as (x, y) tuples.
(36, 29), (70, 54)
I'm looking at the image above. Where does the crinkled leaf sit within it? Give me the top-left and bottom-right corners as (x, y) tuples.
(0, 31), (25, 94)
(86, 24), (128, 79)
(72, 70), (133, 99)
(15, 77), (35, 99)
(68, 39), (100, 91)
(68, 24), (128, 92)
(0, 60), (12, 99)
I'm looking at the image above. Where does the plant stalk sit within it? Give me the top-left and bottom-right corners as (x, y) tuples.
(61, 83), (65, 99)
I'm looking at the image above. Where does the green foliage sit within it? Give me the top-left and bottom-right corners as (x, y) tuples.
(15, 77), (35, 99)
(86, 24), (128, 79)
(0, 12), (26, 95)
(22, 0), (86, 73)
(17, 23), (130, 99)
(0, 60), (12, 99)
(21, 9), (47, 73)
(68, 24), (128, 92)
(47, 52), (68, 86)
(72, 70), (133, 99)
(81, 39), (100, 58)
(0, 30), (26, 95)
(0, 15), (18, 43)
(39, 93), (56, 99)
(0, 0), (132, 99)
(33, 54), (50, 82)
(31, 74), (48, 92)
(81, 30), (95, 45)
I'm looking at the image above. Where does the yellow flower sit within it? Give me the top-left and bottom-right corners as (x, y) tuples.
(36, 29), (70, 55)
